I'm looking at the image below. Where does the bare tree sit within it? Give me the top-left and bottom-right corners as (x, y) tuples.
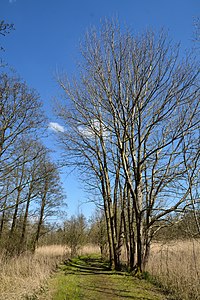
(31, 154), (65, 252)
(0, 73), (44, 158)
(89, 209), (108, 257)
(0, 72), (45, 210)
(56, 20), (200, 272)
(64, 214), (87, 257)
(18, 140), (49, 252)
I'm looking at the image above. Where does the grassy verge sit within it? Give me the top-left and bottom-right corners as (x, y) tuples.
(40, 255), (170, 300)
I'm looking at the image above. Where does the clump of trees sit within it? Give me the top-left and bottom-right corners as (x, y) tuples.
(153, 210), (200, 241)
(63, 214), (87, 257)
(0, 21), (66, 255)
(0, 72), (65, 255)
(56, 20), (200, 272)
(88, 209), (108, 257)
(38, 210), (108, 258)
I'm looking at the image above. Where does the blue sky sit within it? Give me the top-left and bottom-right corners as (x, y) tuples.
(1, 0), (199, 219)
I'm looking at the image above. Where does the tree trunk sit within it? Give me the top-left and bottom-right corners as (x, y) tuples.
(9, 187), (21, 237)
(123, 209), (130, 267)
(32, 181), (47, 252)
(0, 211), (5, 239)
(0, 128), (5, 158)
(104, 201), (114, 265)
(127, 186), (136, 270)
(142, 237), (151, 271)
(19, 182), (33, 252)
(116, 211), (124, 267)
(0, 193), (7, 239)
(136, 216), (143, 272)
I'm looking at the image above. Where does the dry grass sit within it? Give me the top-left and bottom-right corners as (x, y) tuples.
(147, 239), (200, 300)
(35, 244), (69, 258)
(0, 245), (69, 300)
(78, 244), (101, 256)
(3, 241), (199, 300)
(0, 244), (100, 299)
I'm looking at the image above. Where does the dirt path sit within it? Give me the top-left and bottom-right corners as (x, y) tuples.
(40, 255), (170, 300)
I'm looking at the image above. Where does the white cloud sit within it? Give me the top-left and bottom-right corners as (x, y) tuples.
(48, 122), (65, 133)
(9, 0), (16, 3)
(78, 125), (94, 137)
(78, 119), (109, 138)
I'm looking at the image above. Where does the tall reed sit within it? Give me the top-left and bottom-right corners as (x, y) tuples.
(0, 245), (69, 299)
(147, 239), (200, 300)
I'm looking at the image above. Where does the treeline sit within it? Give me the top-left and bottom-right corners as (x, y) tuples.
(38, 208), (200, 257)
(154, 210), (200, 241)
(0, 22), (65, 255)
(39, 211), (107, 257)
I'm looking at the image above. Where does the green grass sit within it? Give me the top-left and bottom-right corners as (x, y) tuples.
(40, 255), (171, 300)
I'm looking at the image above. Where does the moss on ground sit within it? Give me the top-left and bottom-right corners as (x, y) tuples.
(39, 255), (171, 300)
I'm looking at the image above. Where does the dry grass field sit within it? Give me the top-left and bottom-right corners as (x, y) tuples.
(0, 241), (199, 299)
(147, 239), (200, 300)
(0, 245), (100, 299)
(0, 245), (69, 300)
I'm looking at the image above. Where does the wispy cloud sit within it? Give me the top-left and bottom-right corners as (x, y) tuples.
(48, 122), (65, 133)
(9, 0), (16, 4)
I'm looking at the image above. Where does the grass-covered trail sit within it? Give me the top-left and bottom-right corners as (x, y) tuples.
(40, 255), (170, 300)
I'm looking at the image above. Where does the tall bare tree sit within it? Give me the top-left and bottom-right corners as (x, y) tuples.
(56, 20), (200, 272)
